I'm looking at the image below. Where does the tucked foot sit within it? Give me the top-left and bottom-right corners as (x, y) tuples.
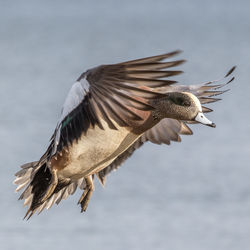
(78, 176), (94, 212)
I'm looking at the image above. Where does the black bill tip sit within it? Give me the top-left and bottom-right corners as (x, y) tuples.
(207, 122), (216, 128)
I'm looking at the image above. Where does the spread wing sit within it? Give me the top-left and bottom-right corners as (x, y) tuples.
(41, 50), (185, 162)
(96, 66), (236, 185)
(156, 66), (236, 117)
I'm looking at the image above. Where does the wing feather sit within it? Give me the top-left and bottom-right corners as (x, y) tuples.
(96, 66), (236, 184)
(43, 51), (184, 160)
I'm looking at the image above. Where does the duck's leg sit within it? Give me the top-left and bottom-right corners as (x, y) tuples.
(41, 168), (58, 202)
(78, 176), (94, 212)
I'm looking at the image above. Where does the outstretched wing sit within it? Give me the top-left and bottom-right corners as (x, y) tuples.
(43, 51), (185, 161)
(96, 66), (236, 185)
(156, 66), (236, 116)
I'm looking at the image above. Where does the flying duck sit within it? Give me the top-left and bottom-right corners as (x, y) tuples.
(14, 50), (235, 219)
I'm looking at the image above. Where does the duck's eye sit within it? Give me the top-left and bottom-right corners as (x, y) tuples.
(182, 100), (191, 106)
(172, 97), (190, 106)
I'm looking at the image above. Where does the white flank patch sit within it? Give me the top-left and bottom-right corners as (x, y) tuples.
(57, 119), (138, 180)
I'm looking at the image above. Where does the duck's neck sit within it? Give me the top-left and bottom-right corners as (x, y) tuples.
(131, 95), (194, 134)
(131, 97), (176, 134)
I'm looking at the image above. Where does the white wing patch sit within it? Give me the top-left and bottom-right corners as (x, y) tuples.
(60, 77), (90, 123)
(52, 77), (90, 154)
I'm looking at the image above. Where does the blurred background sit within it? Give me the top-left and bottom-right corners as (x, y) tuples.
(1, 0), (250, 249)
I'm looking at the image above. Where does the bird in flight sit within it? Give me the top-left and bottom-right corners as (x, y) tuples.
(14, 50), (235, 219)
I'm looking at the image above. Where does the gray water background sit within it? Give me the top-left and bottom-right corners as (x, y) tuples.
(1, 0), (250, 249)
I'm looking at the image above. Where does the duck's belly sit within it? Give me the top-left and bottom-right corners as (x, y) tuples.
(58, 122), (140, 180)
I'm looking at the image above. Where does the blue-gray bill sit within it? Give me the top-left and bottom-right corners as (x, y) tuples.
(195, 112), (216, 128)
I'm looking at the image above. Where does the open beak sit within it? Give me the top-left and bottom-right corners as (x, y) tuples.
(195, 112), (216, 128)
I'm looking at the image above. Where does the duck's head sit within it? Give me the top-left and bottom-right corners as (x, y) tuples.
(162, 92), (216, 127)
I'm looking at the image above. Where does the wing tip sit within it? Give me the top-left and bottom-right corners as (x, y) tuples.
(225, 66), (236, 78)
(171, 49), (183, 55)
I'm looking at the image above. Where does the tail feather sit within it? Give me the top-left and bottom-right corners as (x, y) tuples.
(28, 164), (53, 213)
(14, 162), (38, 189)
(14, 162), (87, 219)
(14, 162), (53, 219)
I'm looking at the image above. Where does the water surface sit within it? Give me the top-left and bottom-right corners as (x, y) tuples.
(1, 1), (250, 249)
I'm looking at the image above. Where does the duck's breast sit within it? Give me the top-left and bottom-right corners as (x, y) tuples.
(57, 120), (140, 180)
